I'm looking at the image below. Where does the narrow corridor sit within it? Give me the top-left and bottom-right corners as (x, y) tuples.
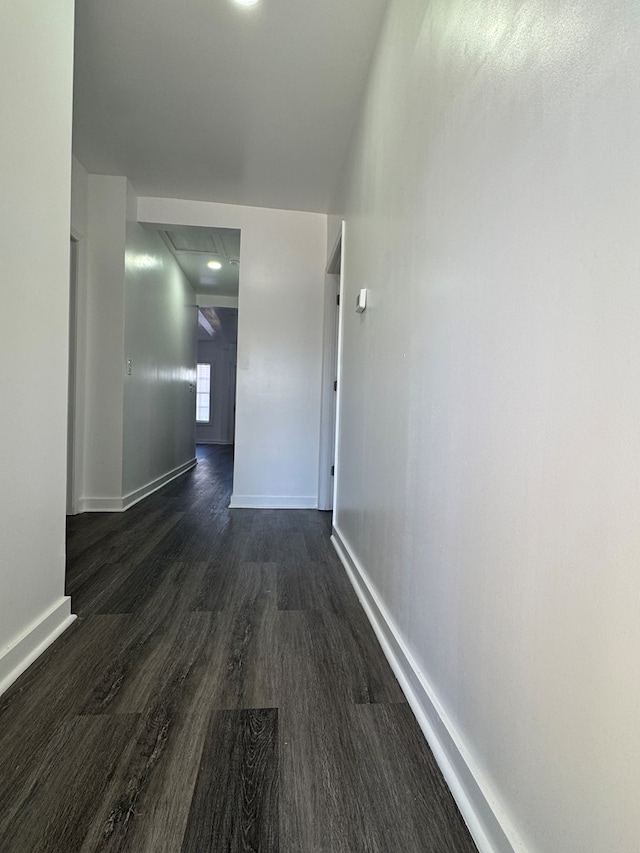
(0, 446), (476, 852)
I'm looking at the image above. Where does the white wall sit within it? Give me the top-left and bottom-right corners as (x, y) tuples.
(123, 199), (197, 499)
(138, 197), (327, 508)
(332, 1), (640, 851)
(83, 175), (127, 504)
(0, 0), (75, 692)
(69, 158), (90, 515)
(71, 157), (89, 236)
(71, 173), (198, 510)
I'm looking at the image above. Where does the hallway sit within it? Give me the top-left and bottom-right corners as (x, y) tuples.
(0, 446), (476, 852)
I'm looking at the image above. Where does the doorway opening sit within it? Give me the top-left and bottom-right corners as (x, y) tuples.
(318, 224), (344, 512)
(148, 224), (241, 493)
(195, 305), (238, 447)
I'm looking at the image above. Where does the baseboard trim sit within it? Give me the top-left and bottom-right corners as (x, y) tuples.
(331, 524), (520, 853)
(80, 458), (197, 512)
(79, 496), (125, 512)
(0, 597), (76, 697)
(122, 458), (197, 510)
(229, 494), (317, 509)
(195, 440), (233, 445)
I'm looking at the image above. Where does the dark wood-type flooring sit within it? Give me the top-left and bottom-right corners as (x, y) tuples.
(0, 445), (477, 853)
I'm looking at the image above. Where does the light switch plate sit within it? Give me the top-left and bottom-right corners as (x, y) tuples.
(356, 288), (367, 313)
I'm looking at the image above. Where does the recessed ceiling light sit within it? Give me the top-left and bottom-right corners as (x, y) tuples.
(233, 0), (260, 6)
(207, 260), (222, 270)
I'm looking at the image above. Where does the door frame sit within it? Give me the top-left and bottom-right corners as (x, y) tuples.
(317, 222), (345, 511)
(67, 233), (85, 515)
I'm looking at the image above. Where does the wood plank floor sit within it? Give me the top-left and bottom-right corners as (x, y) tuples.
(0, 445), (478, 853)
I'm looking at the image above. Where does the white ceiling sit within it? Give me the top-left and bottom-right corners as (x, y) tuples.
(73, 0), (390, 213)
(155, 225), (241, 295)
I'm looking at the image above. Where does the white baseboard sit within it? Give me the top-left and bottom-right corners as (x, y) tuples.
(229, 494), (317, 509)
(122, 458), (197, 510)
(331, 524), (520, 853)
(0, 597), (76, 697)
(79, 496), (125, 512)
(80, 457), (197, 513)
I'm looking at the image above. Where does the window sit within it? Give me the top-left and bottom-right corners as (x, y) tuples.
(196, 363), (211, 423)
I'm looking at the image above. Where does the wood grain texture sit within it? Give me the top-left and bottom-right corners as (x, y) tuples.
(0, 615), (132, 808)
(352, 702), (479, 853)
(181, 708), (279, 853)
(0, 445), (477, 853)
(0, 714), (140, 853)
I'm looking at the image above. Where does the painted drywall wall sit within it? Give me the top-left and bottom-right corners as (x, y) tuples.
(71, 156), (89, 237)
(138, 197), (327, 508)
(123, 201), (197, 499)
(70, 173), (198, 509)
(83, 175), (127, 504)
(196, 340), (237, 445)
(0, 0), (75, 691)
(68, 157), (90, 515)
(332, 1), (640, 851)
